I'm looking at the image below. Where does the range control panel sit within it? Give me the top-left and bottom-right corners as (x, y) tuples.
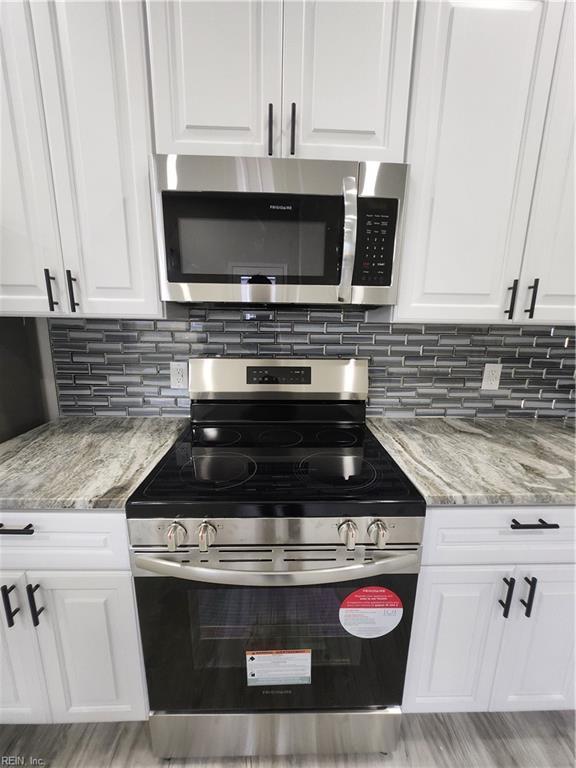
(247, 366), (312, 385)
(353, 197), (398, 287)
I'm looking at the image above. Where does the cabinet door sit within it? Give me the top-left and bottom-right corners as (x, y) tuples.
(396, 0), (565, 322)
(0, 571), (50, 723)
(517, 4), (575, 324)
(402, 565), (511, 712)
(0, 0), (65, 317)
(147, 0), (283, 157)
(282, 0), (415, 161)
(491, 564), (575, 711)
(28, 571), (147, 722)
(30, 1), (161, 318)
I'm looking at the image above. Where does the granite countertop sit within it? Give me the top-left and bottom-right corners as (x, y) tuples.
(368, 417), (576, 506)
(0, 416), (187, 510)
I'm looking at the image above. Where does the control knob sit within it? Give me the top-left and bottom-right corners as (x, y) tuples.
(165, 521), (187, 552)
(338, 520), (358, 551)
(368, 519), (390, 549)
(197, 521), (217, 552)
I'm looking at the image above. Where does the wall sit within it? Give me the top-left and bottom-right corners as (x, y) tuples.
(48, 308), (575, 420)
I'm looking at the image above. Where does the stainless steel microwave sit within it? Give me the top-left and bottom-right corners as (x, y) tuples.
(152, 156), (407, 306)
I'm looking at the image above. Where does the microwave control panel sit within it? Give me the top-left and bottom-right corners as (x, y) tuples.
(353, 198), (398, 287)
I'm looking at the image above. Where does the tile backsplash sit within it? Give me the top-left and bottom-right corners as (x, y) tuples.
(49, 308), (575, 420)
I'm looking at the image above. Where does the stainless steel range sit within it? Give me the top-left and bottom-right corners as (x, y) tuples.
(126, 358), (425, 759)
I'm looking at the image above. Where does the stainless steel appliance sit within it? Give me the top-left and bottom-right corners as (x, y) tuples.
(152, 156), (407, 306)
(127, 358), (425, 758)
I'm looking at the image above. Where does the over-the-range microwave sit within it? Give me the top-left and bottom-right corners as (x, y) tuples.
(152, 156), (407, 306)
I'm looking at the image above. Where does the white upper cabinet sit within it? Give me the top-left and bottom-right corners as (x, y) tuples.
(0, 1), (65, 316)
(282, 1), (415, 161)
(147, 0), (414, 161)
(147, 0), (283, 157)
(30, 1), (161, 318)
(519, 3), (575, 325)
(396, 0), (565, 323)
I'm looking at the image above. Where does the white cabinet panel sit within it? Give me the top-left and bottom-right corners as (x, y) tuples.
(402, 566), (510, 712)
(396, 0), (564, 322)
(30, 0), (161, 318)
(282, 0), (415, 161)
(519, 4), (575, 324)
(422, 506), (576, 567)
(0, 512), (130, 571)
(148, 0), (283, 157)
(0, 572), (50, 723)
(29, 571), (147, 722)
(491, 565), (575, 711)
(0, 1), (65, 316)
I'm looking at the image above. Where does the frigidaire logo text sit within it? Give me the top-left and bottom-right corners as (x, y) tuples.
(269, 204), (293, 210)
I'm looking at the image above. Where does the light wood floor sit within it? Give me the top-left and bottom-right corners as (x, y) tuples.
(0, 711), (573, 768)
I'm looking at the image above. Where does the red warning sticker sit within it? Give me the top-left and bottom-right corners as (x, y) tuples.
(339, 586), (403, 638)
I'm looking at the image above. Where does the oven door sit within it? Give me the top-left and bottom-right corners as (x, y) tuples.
(160, 190), (354, 305)
(132, 551), (418, 714)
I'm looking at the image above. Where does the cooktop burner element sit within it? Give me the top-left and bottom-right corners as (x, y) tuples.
(297, 453), (377, 489)
(258, 428), (303, 447)
(180, 453), (257, 490)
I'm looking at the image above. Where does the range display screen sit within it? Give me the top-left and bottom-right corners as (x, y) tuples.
(246, 366), (312, 385)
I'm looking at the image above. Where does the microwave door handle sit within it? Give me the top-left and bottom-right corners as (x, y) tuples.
(337, 175), (358, 303)
(133, 551), (419, 586)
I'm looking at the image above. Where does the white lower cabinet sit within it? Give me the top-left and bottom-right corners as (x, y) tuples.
(0, 571), (50, 724)
(403, 561), (576, 713)
(0, 568), (147, 723)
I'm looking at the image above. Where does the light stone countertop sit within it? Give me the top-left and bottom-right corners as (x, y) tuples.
(0, 416), (187, 510)
(368, 417), (576, 506)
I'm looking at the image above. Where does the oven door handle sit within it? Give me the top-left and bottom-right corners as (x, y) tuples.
(133, 552), (419, 586)
(337, 175), (358, 303)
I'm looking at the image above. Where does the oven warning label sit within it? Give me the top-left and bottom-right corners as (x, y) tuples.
(246, 649), (311, 686)
(339, 586), (403, 638)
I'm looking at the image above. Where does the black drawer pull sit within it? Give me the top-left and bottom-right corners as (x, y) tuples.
(0, 523), (34, 535)
(267, 103), (273, 156)
(1, 585), (20, 628)
(290, 102), (296, 155)
(504, 279), (518, 319)
(65, 269), (79, 312)
(498, 576), (516, 618)
(520, 576), (538, 618)
(510, 518), (559, 530)
(43, 268), (58, 311)
(26, 584), (45, 627)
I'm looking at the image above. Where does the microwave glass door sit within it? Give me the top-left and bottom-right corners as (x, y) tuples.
(162, 192), (344, 285)
(135, 574), (416, 713)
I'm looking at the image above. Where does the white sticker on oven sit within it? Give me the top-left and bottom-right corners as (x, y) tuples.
(339, 586), (403, 638)
(246, 649), (311, 686)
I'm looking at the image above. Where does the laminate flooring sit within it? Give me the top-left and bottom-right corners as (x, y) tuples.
(0, 711), (573, 768)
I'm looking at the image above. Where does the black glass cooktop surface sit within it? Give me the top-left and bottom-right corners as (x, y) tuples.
(126, 422), (425, 518)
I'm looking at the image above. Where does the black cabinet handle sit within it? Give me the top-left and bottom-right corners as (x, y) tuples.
(504, 279), (518, 319)
(510, 518), (559, 530)
(1, 585), (20, 628)
(26, 584), (45, 627)
(65, 269), (79, 312)
(0, 523), (34, 535)
(43, 268), (58, 311)
(267, 103), (273, 156)
(520, 576), (538, 618)
(498, 576), (516, 618)
(524, 278), (540, 319)
(290, 102), (296, 155)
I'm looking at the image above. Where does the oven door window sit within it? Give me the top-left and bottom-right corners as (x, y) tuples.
(162, 191), (343, 285)
(135, 574), (416, 712)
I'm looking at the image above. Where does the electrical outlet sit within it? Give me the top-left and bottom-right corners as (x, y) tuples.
(170, 361), (188, 390)
(481, 363), (502, 391)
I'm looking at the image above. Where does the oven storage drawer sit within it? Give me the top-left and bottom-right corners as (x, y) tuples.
(421, 506), (575, 566)
(0, 511), (130, 570)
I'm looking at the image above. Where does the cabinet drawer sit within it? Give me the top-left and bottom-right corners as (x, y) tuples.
(0, 511), (129, 570)
(422, 506), (575, 566)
